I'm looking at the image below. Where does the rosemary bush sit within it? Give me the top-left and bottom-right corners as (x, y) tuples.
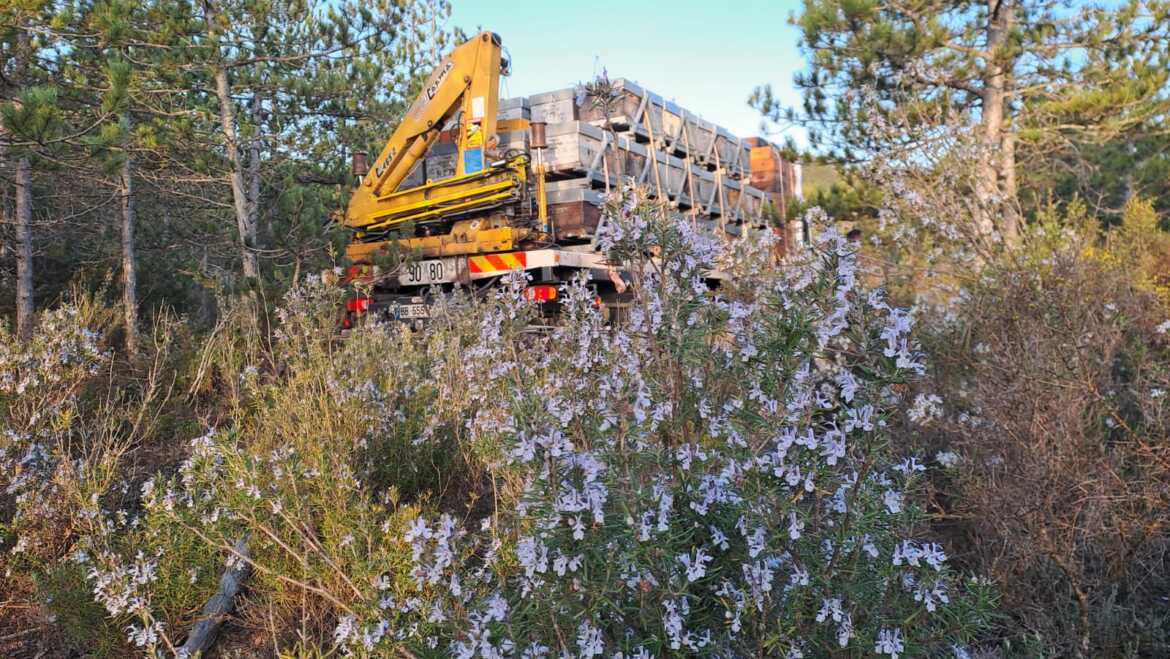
(10, 195), (993, 656)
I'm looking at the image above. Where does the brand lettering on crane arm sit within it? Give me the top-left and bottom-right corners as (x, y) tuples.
(371, 59), (454, 183)
(426, 60), (454, 101)
(373, 147), (397, 181)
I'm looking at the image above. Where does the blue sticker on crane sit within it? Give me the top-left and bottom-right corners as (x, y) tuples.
(463, 147), (483, 174)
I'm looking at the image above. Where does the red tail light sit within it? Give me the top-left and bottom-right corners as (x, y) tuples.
(345, 296), (372, 313)
(524, 285), (558, 302)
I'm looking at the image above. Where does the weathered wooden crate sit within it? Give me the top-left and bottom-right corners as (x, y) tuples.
(722, 177), (743, 222)
(741, 186), (768, 225)
(677, 115), (717, 164)
(498, 96), (530, 121)
(529, 88), (578, 124)
(709, 176), (732, 219)
(691, 168), (717, 214)
(576, 79), (645, 131)
(738, 142), (754, 179)
(710, 128), (747, 179)
(639, 149), (690, 203)
(693, 121), (719, 164)
(677, 164), (704, 210)
(619, 137), (649, 184)
(659, 100), (688, 149)
(542, 121), (612, 182)
(547, 181), (604, 239)
(393, 139), (457, 188)
(532, 122), (647, 188)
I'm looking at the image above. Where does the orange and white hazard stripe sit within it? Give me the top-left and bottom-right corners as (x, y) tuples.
(468, 251), (527, 274)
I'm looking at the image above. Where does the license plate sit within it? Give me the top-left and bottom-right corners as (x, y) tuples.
(399, 258), (448, 286)
(391, 303), (429, 320)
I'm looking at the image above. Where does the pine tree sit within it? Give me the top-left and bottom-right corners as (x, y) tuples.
(189, 0), (448, 284)
(1, 0), (447, 334)
(759, 0), (1170, 242)
(82, 0), (139, 351)
(1, 0), (68, 340)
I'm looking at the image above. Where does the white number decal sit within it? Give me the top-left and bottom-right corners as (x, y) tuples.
(403, 260), (445, 284)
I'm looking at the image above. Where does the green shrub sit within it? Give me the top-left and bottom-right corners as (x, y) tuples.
(91, 194), (994, 657)
(1, 292), (193, 656)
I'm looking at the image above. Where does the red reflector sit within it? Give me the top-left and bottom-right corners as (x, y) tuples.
(345, 296), (372, 312)
(345, 265), (373, 284)
(524, 285), (557, 302)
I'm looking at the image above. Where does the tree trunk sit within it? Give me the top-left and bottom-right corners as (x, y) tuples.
(15, 156), (34, 341)
(212, 65), (260, 281)
(120, 155), (140, 354)
(248, 92), (263, 247)
(977, 0), (1014, 241)
(1000, 122), (1020, 243)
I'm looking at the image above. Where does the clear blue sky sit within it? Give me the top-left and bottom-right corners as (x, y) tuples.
(447, 0), (806, 145)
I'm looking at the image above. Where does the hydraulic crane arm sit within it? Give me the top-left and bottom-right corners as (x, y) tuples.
(344, 31), (509, 231)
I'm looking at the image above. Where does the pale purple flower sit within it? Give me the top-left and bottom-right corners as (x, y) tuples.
(576, 620), (604, 657)
(678, 547), (712, 582)
(875, 627), (905, 657)
(883, 489), (903, 514)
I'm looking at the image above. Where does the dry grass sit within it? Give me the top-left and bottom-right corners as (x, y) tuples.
(916, 248), (1170, 657)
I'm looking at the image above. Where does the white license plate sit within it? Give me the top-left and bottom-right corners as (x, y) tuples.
(399, 258), (449, 285)
(392, 303), (429, 319)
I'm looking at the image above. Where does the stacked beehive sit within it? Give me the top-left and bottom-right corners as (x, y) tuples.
(745, 137), (806, 253)
(412, 78), (803, 249)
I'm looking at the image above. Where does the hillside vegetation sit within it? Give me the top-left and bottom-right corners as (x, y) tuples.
(3, 0), (1170, 657)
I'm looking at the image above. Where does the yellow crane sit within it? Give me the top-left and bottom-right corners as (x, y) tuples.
(341, 31), (547, 262)
(330, 30), (798, 326)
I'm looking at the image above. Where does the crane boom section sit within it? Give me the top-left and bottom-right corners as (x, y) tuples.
(344, 31), (505, 231)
